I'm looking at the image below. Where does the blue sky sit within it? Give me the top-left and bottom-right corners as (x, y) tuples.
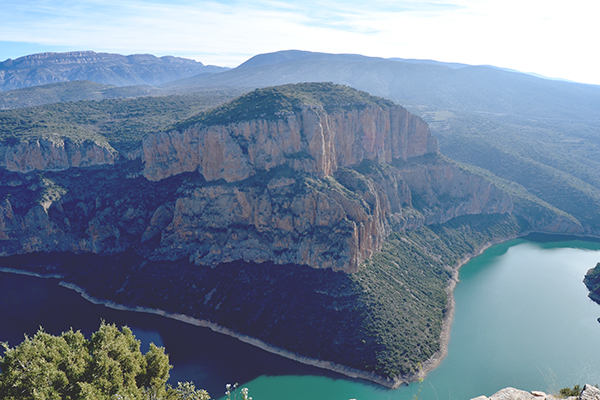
(1, 0), (599, 85)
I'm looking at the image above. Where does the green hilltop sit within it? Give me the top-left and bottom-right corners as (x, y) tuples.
(176, 82), (394, 130)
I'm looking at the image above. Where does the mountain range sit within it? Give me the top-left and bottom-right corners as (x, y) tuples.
(0, 51), (228, 92)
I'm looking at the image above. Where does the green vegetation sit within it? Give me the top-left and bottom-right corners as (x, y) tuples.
(557, 384), (599, 398)
(0, 88), (244, 153)
(0, 80), (162, 110)
(559, 384), (582, 398)
(176, 82), (393, 129)
(352, 213), (525, 377)
(426, 111), (600, 233)
(0, 322), (214, 400)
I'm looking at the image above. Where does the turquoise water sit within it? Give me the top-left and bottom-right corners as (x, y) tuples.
(223, 238), (600, 400)
(2, 237), (600, 399)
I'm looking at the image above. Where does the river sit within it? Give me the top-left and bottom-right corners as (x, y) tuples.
(1, 235), (600, 400)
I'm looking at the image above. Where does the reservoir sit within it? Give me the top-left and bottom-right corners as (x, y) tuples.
(1, 235), (600, 399)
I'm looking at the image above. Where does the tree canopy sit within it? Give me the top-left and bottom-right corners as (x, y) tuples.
(0, 322), (210, 400)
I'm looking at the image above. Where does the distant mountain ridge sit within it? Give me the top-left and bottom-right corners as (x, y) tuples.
(164, 50), (600, 120)
(0, 51), (228, 91)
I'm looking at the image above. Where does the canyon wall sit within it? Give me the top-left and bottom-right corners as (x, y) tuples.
(142, 105), (437, 182)
(0, 136), (117, 173)
(136, 104), (511, 271)
(0, 101), (514, 272)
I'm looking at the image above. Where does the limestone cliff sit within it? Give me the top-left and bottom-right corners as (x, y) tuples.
(140, 156), (513, 272)
(137, 83), (510, 271)
(397, 156), (513, 225)
(0, 83), (514, 272)
(142, 101), (436, 182)
(0, 136), (117, 173)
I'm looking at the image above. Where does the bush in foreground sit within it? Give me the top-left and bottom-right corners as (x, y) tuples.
(0, 322), (211, 400)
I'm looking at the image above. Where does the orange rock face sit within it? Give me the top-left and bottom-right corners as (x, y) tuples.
(142, 105), (438, 182)
(0, 137), (117, 173)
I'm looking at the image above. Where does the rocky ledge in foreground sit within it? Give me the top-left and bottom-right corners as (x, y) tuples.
(472, 384), (600, 400)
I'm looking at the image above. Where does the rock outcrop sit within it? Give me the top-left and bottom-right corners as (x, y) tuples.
(0, 136), (117, 173)
(471, 384), (600, 400)
(584, 263), (600, 305)
(397, 157), (513, 225)
(142, 103), (437, 182)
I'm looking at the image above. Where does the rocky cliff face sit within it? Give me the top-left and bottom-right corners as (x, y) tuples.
(584, 263), (600, 305)
(397, 157), (513, 225)
(137, 89), (510, 272)
(0, 136), (117, 173)
(0, 83), (515, 272)
(139, 156), (513, 272)
(142, 104), (436, 182)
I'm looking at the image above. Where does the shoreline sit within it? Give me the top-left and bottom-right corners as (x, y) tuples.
(56, 281), (401, 389)
(405, 232), (526, 385)
(0, 265), (394, 387)
(412, 228), (600, 384)
(0, 230), (594, 389)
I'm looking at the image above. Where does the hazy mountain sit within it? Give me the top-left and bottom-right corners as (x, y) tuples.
(164, 50), (600, 120)
(0, 51), (228, 92)
(387, 57), (469, 69)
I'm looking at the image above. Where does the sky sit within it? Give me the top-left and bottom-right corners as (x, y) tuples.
(1, 0), (599, 85)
